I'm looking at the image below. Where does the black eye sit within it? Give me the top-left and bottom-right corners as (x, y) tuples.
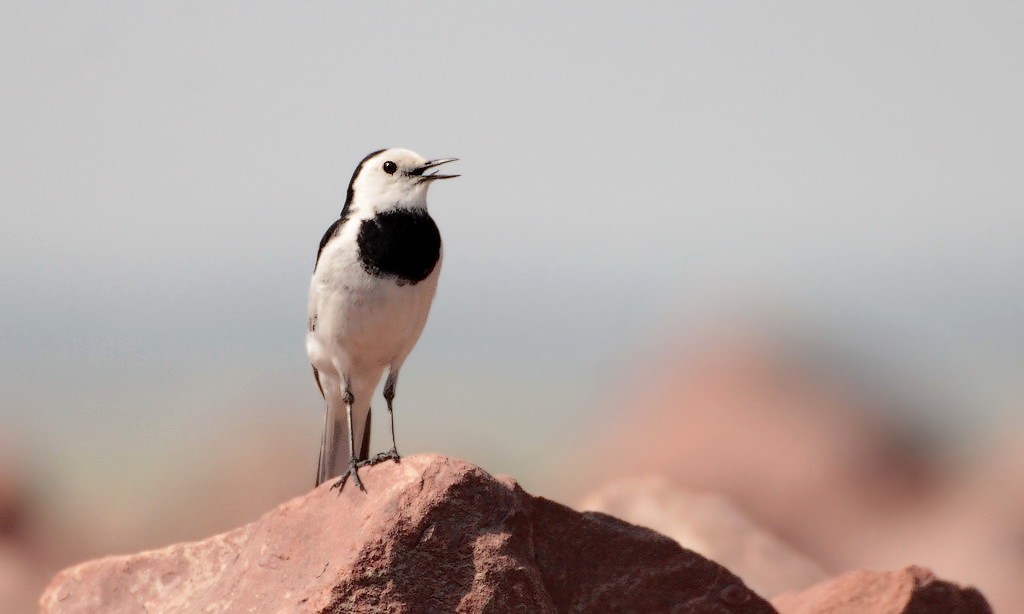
(383, 161), (397, 174)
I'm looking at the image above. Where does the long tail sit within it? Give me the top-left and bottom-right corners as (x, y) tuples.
(316, 396), (372, 487)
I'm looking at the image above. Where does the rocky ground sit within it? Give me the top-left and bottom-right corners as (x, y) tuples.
(39, 455), (989, 613)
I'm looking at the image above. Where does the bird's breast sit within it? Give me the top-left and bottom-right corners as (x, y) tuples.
(308, 256), (441, 373)
(356, 209), (441, 285)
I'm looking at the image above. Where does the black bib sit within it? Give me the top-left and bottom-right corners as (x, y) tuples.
(357, 209), (441, 284)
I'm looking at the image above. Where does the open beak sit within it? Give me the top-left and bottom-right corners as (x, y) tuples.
(410, 158), (460, 181)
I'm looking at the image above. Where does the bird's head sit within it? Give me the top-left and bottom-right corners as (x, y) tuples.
(344, 148), (458, 214)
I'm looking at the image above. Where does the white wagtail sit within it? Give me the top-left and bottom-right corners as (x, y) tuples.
(307, 148), (458, 491)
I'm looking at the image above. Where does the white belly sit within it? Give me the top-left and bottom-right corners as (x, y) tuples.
(306, 243), (441, 381)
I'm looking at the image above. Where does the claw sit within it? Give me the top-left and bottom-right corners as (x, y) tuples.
(330, 458), (367, 493)
(371, 448), (401, 464)
(328, 451), (401, 494)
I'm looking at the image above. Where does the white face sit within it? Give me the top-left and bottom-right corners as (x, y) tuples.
(347, 148), (458, 214)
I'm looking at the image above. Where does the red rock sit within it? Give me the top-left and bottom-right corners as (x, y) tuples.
(0, 453), (49, 614)
(772, 566), (992, 613)
(580, 477), (827, 599)
(40, 455), (773, 613)
(562, 331), (940, 570)
(1, 543), (45, 614)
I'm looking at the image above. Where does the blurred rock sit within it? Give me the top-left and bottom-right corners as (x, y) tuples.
(0, 452), (31, 546)
(40, 455), (772, 613)
(0, 453), (48, 614)
(566, 331), (939, 568)
(853, 425), (1024, 613)
(580, 476), (827, 598)
(772, 566), (992, 613)
(561, 330), (1024, 611)
(0, 544), (44, 614)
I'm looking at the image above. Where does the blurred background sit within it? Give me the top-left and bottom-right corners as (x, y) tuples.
(1, 1), (1022, 611)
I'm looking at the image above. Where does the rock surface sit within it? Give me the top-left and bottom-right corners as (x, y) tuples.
(40, 455), (773, 613)
(580, 477), (828, 598)
(561, 330), (1020, 610)
(772, 566), (992, 613)
(563, 332), (940, 571)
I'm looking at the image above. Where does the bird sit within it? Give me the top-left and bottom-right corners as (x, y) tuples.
(306, 148), (458, 491)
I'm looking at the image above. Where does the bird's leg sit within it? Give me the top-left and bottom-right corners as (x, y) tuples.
(331, 389), (367, 492)
(371, 373), (401, 464)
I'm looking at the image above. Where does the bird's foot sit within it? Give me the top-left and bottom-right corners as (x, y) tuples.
(329, 458), (370, 493)
(328, 450), (401, 493)
(368, 447), (401, 465)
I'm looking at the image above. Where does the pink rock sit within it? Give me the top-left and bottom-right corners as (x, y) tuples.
(40, 455), (773, 613)
(562, 332), (940, 570)
(580, 477), (828, 599)
(772, 566), (991, 613)
(0, 543), (45, 614)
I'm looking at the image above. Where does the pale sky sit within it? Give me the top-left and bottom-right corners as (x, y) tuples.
(2, 2), (1022, 483)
